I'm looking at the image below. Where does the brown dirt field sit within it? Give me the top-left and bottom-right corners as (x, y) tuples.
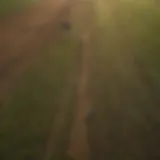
(0, 0), (70, 103)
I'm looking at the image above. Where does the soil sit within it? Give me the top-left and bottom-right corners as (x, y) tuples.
(0, 0), (69, 102)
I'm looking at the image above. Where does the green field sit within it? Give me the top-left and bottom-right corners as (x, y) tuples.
(0, 0), (160, 159)
(0, 0), (35, 15)
(94, 0), (160, 83)
(88, 0), (160, 159)
(0, 31), (78, 159)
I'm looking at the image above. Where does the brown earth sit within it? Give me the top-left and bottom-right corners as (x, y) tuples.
(2, 1), (158, 160)
(0, 0), (92, 159)
(67, 33), (91, 160)
(0, 0), (71, 103)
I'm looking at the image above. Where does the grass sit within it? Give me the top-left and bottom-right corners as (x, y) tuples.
(92, 0), (160, 104)
(95, 0), (160, 84)
(87, 0), (160, 159)
(0, 0), (159, 159)
(0, 0), (35, 15)
(0, 32), (77, 159)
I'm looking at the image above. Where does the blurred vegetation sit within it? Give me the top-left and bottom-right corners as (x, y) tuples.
(0, 34), (77, 159)
(0, 0), (35, 15)
(88, 0), (160, 159)
(0, 0), (159, 159)
(95, 0), (160, 85)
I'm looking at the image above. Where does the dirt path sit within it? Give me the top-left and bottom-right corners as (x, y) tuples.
(44, 72), (77, 160)
(43, 31), (92, 160)
(0, 0), (69, 103)
(65, 1), (95, 159)
(67, 33), (92, 160)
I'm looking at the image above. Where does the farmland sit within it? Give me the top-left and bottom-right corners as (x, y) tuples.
(0, 0), (159, 159)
